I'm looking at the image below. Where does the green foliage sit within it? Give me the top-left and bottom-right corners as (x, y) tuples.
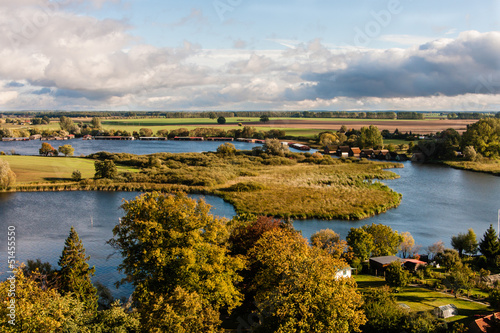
(58, 144), (74, 157)
(58, 227), (98, 311)
(217, 116), (226, 124)
(91, 117), (102, 129)
(435, 249), (461, 270)
(362, 223), (402, 257)
(462, 118), (500, 157)
(108, 192), (245, 332)
(59, 116), (78, 133)
(358, 125), (383, 149)
(259, 115), (269, 123)
(479, 224), (500, 259)
(451, 229), (478, 257)
(216, 142), (236, 156)
(263, 138), (289, 156)
(311, 229), (348, 259)
(488, 287), (500, 310)
(94, 160), (117, 179)
(226, 181), (267, 192)
(91, 300), (140, 332)
(385, 262), (410, 288)
(361, 286), (406, 333)
(249, 228), (366, 333)
(139, 128), (153, 137)
(347, 227), (374, 262)
(0, 158), (16, 190)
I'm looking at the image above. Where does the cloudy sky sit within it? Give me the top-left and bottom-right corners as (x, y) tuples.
(1, 0), (499, 111)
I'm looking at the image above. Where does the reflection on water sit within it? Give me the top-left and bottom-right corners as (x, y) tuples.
(0, 162), (499, 298)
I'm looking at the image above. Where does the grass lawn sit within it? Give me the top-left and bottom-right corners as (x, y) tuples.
(1, 155), (138, 183)
(354, 275), (491, 323)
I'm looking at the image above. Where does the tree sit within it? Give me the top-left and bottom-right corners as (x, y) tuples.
(108, 192), (244, 332)
(435, 249), (461, 270)
(217, 116), (226, 124)
(91, 117), (102, 129)
(58, 144), (75, 157)
(427, 241), (445, 261)
(358, 125), (383, 149)
(0, 158), (16, 190)
(59, 116), (77, 133)
(399, 231), (415, 258)
(249, 228), (366, 333)
(259, 115), (270, 123)
(139, 128), (153, 137)
(346, 227), (374, 261)
(361, 286), (406, 333)
(72, 170), (82, 181)
(449, 264), (475, 297)
(216, 142), (236, 156)
(463, 145), (477, 161)
(385, 261), (410, 288)
(362, 223), (402, 257)
(39, 142), (57, 156)
(461, 118), (500, 158)
(156, 129), (169, 137)
(479, 224), (500, 259)
(94, 160), (117, 179)
(58, 227), (98, 311)
(311, 229), (348, 259)
(263, 138), (289, 156)
(451, 229), (478, 257)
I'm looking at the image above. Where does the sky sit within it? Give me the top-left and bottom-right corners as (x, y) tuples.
(0, 0), (499, 111)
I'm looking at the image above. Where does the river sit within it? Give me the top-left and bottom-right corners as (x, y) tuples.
(0, 141), (499, 299)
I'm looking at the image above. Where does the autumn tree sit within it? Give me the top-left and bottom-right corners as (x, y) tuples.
(139, 128), (153, 137)
(427, 241), (445, 261)
(39, 142), (57, 156)
(58, 144), (75, 157)
(362, 223), (402, 257)
(58, 227), (98, 311)
(108, 192), (245, 332)
(94, 160), (117, 179)
(0, 159), (16, 190)
(216, 142), (237, 156)
(249, 228), (366, 333)
(399, 231), (416, 258)
(311, 229), (348, 259)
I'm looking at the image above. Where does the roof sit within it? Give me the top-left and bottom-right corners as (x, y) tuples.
(339, 146), (350, 152)
(404, 259), (426, 265)
(350, 147), (361, 154)
(471, 312), (500, 333)
(369, 256), (402, 266)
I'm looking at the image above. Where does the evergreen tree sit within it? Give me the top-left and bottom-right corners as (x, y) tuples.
(479, 224), (500, 259)
(58, 226), (98, 311)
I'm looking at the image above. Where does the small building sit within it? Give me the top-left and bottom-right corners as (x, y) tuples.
(173, 136), (204, 141)
(337, 146), (350, 157)
(139, 137), (168, 141)
(433, 304), (458, 319)
(349, 147), (361, 157)
(376, 149), (390, 160)
(82, 135), (93, 140)
(469, 312), (500, 333)
(324, 145), (338, 155)
(29, 134), (42, 140)
(335, 267), (352, 279)
(206, 137), (234, 141)
(369, 256), (403, 276)
(66, 134), (75, 139)
(360, 149), (374, 158)
(290, 143), (311, 151)
(403, 259), (427, 272)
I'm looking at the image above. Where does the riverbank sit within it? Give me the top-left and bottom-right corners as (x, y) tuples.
(443, 160), (500, 176)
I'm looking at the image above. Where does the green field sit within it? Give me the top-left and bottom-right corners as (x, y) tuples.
(0, 155), (138, 183)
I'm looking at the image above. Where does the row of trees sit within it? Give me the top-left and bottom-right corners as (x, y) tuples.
(318, 125), (384, 149)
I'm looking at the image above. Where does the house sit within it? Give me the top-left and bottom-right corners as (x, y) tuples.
(470, 312), (500, 333)
(324, 145), (338, 155)
(337, 146), (350, 157)
(360, 149), (373, 158)
(335, 267), (352, 279)
(29, 134), (42, 140)
(349, 147), (361, 158)
(369, 256), (403, 276)
(433, 304), (458, 319)
(403, 259), (427, 272)
(66, 134), (75, 139)
(376, 149), (390, 160)
(82, 135), (93, 140)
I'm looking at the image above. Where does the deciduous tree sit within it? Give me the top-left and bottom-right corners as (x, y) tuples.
(108, 192), (244, 332)
(39, 142), (57, 156)
(362, 223), (402, 257)
(358, 125), (383, 149)
(311, 229), (348, 259)
(346, 227), (374, 261)
(217, 116), (226, 124)
(0, 158), (16, 190)
(399, 231), (416, 258)
(385, 261), (410, 288)
(94, 160), (117, 179)
(58, 144), (75, 157)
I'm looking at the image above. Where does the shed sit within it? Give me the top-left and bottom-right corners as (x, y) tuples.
(324, 145), (338, 155)
(337, 146), (350, 157)
(433, 304), (458, 318)
(360, 149), (373, 158)
(349, 147), (361, 157)
(369, 256), (403, 276)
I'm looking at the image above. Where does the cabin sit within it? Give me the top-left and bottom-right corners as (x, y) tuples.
(82, 135), (93, 140)
(433, 304), (458, 319)
(469, 312), (500, 333)
(66, 134), (75, 139)
(324, 145), (338, 155)
(29, 134), (42, 140)
(335, 267), (353, 279)
(369, 256), (403, 276)
(289, 143), (310, 151)
(360, 149), (373, 158)
(349, 147), (361, 157)
(337, 146), (350, 157)
(376, 149), (389, 160)
(403, 259), (427, 272)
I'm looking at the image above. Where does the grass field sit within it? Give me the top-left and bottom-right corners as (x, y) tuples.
(354, 275), (491, 323)
(0, 155), (138, 183)
(444, 160), (500, 176)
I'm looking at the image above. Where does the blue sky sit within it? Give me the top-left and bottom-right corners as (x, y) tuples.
(0, 0), (499, 111)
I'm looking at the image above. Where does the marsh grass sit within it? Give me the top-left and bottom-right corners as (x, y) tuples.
(444, 160), (500, 176)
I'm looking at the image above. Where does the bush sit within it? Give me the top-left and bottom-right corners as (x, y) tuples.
(71, 170), (82, 181)
(227, 182), (267, 192)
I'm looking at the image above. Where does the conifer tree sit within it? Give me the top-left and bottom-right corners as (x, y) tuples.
(58, 226), (98, 311)
(479, 224), (500, 259)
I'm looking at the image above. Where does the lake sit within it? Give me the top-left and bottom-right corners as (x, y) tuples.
(0, 141), (499, 299)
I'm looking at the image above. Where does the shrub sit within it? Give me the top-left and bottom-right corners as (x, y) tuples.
(227, 182), (267, 192)
(71, 170), (82, 181)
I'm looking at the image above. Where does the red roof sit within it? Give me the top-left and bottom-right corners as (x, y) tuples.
(471, 312), (500, 332)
